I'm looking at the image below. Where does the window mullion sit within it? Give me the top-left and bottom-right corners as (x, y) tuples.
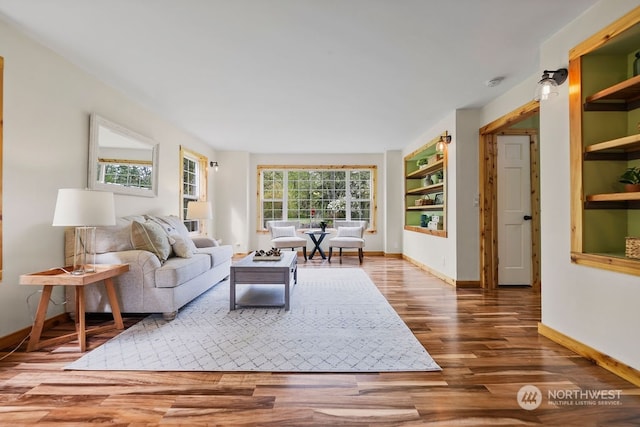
(282, 170), (288, 220)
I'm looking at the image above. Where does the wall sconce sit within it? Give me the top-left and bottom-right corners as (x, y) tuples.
(436, 134), (452, 152)
(209, 161), (219, 172)
(534, 68), (568, 101)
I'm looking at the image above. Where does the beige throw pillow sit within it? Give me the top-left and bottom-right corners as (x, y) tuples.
(170, 234), (194, 258)
(131, 220), (173, 263)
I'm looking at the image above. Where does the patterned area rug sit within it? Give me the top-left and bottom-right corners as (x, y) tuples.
(66, 268), (441, 372)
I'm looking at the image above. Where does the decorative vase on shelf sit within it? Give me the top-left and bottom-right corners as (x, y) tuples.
(634, 51), (640, 76)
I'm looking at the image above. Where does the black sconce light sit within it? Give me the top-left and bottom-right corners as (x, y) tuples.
(534, 68), (568, 101)
(210, 161), (219, 172)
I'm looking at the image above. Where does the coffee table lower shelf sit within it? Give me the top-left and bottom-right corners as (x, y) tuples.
(229, 251), (297, 310)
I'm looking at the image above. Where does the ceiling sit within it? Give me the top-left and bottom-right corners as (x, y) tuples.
(0, 0), (599, 154)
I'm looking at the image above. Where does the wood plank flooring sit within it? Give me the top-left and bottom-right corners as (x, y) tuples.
(1, 255), (639, 426)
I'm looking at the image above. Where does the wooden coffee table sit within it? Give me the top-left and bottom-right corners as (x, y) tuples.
(230, 251), (297, 310)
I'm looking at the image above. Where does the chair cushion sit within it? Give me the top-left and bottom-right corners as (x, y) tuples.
(337, 226), (363, 238)
(271, 226), (296, 238)
(329, 236), (365, 248)
(272, 236), (306, 249)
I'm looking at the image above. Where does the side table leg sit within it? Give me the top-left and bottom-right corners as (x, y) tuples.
(26, 285), (53, 352)
(104, 278), (124, 329)
(76, 287), (87, 352)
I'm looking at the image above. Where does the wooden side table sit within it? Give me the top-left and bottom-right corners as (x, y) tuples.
(20, 264), (129, 352)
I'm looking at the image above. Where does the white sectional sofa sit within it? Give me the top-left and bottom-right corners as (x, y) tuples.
(64, 214), (233, 320)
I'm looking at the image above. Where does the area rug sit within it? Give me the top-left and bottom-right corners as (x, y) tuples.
(66, 268), (441, 372)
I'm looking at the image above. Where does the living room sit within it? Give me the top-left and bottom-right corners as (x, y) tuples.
(1, 0), (640, 423)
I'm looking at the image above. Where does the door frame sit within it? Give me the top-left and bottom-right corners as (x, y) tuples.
(479, 100), (541, 290)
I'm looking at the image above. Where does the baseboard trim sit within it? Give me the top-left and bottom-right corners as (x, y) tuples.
(383, 253), (403, 259)
(402, 254), (481, 288)
(0, 313), (70, 352)
(538, 322), (640, 387)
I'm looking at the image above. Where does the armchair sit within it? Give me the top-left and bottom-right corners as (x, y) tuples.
(328, 220), (366, 263)
(267, 220), (307, 261)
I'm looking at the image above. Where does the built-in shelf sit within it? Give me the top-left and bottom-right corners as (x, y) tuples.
(586, 191), (640, 202)
(404, 133), (448, 235)
(584, 134), (640, 160)
(570, 11), (640, 277)
(583, 74), (640, 111)
(406, 159), (444, 179)
(406, 183), (444, 195)
(406, 204), (445, 211)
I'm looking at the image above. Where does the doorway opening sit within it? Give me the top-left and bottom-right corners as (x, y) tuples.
(479, 100), (541, 290)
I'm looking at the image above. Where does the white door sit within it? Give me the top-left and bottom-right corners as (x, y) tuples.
(497, 135), (532, 286)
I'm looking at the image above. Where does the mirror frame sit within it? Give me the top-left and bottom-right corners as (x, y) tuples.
(88, 114), (159, 197)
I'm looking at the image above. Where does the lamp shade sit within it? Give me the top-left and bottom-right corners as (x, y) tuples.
(52, 189), (116, 226)
(186, 201), (213, 220)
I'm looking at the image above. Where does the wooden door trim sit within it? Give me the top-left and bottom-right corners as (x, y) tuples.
(479, 101), (540, 290)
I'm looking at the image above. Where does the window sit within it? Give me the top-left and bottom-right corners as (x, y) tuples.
(258, 165), (377, 230)
(180, 147), (208, 233)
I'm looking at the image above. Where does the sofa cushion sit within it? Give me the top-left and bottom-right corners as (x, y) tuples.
(131, 220), (173, 263)
(197, 245), (233, 268)
(155, 253), (211, 288)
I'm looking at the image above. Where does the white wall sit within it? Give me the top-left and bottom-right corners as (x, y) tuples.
(0, 20), (216, 337)
(481, 0), (640, 370)
(384, 150), (403, 254)
(454, 109), (481, 281)
(214, 151), (251, 253)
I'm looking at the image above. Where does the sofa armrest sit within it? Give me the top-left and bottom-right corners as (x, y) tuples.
(191, 236), (220, 248)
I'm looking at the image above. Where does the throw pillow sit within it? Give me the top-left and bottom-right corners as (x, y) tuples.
(131, 220), (173, 263)
(337, 226), (362, 238)
(271, 226), (296, 238)
(170, 234), (194, 258)
(146, 215), (199, 254)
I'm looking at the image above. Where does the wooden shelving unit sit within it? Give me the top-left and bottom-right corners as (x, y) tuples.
(404, 133), (448, 236)
(569, 13), (640, 276)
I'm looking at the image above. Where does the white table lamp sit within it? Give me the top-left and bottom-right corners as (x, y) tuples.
(186, 201), (213, 235)
(52, 189), (116, 274)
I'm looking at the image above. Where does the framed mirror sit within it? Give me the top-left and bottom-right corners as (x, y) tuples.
(88, 114), (159, 197)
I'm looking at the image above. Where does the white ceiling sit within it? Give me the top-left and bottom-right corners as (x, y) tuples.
(0, 0), (599, 154)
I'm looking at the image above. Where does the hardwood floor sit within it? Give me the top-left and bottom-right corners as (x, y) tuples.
(1, 255), (639, 426)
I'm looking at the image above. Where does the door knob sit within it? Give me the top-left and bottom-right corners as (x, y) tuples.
(523, 215), (532, 220)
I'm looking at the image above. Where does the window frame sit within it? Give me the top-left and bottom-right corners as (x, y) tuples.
(180, 147), (208, 234)
(256, 164), (377, 233)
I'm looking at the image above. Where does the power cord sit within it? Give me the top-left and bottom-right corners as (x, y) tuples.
(0, 288), (68, 361)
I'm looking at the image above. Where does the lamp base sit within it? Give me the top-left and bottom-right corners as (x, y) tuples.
(73, 226), (96, 275)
